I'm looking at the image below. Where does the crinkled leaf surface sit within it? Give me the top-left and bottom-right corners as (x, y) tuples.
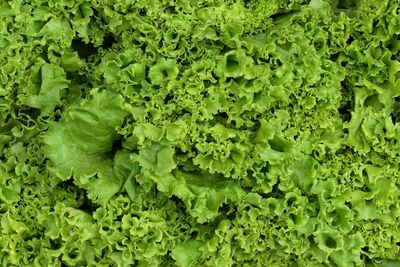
(1, 0), (400, 266)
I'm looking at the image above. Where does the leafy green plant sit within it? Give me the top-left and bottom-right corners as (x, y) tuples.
(1, 0), (400, 266)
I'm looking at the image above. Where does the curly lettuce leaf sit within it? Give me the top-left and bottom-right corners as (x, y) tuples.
(43, 90), (129, 205)
(20, 63), (69, 114)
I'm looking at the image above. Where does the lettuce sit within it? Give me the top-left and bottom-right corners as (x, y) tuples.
(43, 90), (129, 205)
(1, 0), (400, 266)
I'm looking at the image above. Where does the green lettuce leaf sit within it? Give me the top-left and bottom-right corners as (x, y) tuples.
(43, 90), (129, 205)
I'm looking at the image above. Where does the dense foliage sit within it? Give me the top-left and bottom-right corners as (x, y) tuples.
(1, 0), (400, 266)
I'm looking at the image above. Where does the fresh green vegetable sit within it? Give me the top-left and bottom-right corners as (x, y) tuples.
(1, 0), (400, 266)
